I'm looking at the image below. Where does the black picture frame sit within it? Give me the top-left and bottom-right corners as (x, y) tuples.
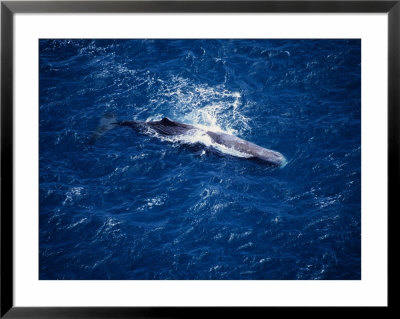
(1, 0), (396, 317)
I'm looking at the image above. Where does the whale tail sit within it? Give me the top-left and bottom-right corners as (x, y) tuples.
(89, 113), (118, 144)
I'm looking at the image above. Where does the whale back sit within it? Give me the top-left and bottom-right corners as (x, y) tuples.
(147, 117), (195, 136)
(206, 130), (285, 166)
(91, 115), (286, 166)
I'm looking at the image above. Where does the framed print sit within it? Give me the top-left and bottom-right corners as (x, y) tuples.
(1, 0), (396, 317)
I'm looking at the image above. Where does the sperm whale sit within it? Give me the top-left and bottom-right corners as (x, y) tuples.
(91, 114), (286, 167)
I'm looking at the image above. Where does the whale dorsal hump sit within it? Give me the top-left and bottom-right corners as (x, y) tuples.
(161, 117), (177, 126)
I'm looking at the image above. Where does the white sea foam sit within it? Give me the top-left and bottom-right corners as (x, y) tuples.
(66, 217), (88, 230)
(134, 76), (257, 159)
(149, 76), (250, 133)
(62, 186), (84, 205)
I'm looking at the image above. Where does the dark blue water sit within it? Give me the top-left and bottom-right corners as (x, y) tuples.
(39, 39), (361, 280)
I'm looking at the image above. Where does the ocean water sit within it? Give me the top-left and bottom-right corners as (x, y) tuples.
(39, 39), (361, 280)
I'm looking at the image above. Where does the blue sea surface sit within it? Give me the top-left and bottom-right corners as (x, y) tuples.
(39, 39), (361, 280)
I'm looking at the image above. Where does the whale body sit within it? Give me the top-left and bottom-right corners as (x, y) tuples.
(92, 115), (286, 167)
